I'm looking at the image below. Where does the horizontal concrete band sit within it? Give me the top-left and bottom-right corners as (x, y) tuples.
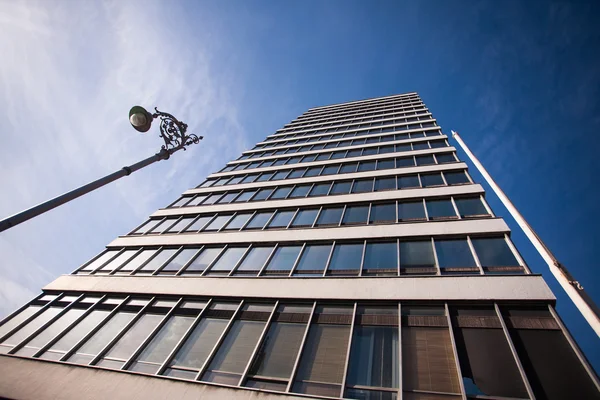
(0, 356), (306, 400)
(209, 147), (457, 179)
(155, 184), (485, 217)
(187, 162), (469, 195)
(109, 218), (510, 247)
(45, 275), (555, 301)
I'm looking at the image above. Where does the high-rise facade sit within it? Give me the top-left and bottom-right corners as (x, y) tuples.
(0, 92), (598, 400)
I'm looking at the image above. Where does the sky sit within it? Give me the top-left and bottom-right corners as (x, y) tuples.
(0, 0), (598, 371)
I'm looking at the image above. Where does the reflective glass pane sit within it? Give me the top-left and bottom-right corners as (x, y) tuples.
(217, 192), (240, 204)
(289, 185), (311, 198)
(96, 250), (137, 273)
(118, 250), (156, 273)
(347, 325), (399, 388)
(203, 215), (233, 231)
(321, 165), (340, 175)
(235, 247), (274, 274)
(444, 171), (470, 185)
(223, 213), (253, 230)
(159, 248), (199, 274)
(137, 249), (178, 273)
(272, 171), (290, 180)
(169, 318), (229, 369)
(264, 246), (302, 273)
(328, 243), (363, 274)
(290, 209), (319, 227)
(73, 312), (135, 357)
(377, 159), (395, 170)
(471, 238), (519, 267)
(398, 201), (426, 221)
(288, 169), (306, 179)
(80, 250), (119, 272)
(294, 244), (332, 275)
(270, 187), (292, 200)
(400, 241), (436, 268)
(330, 181), (352, 195)
(252, 188), (274, 201)
(233, 190), (256, 202)
(358, 161), (376, 172)
(426, 199), (457, 219)
(267, 210), (296, 228)
(183, 247), (223, 273)
(245, 212), (273, 229)
(308, 183), (331, 197)
(455, 198), (489, 217)
(102, 314), (163, 361)
(369, 203), (396, 224)
(375, 177), (396, 191)
(421, 173), (444, 187)
(45, 310), (109, 354)
(185, 216), (212, 232)
(436, 154), (456, 164)
(304, 166), (322, 177)
(398, 175), (420, 189)
(364, 242), (398, 272)
(342, 205), (369, 225)
(396, 157), (415, 167)
(352, 179), (373, 193)
(208, 247), (248, 273)
(412, 142), (429, 150)
(436, 240), (477, 268)
(248, 322), (306, 378)
(166, 217), (196, 233)
(316, 207), (343, 226)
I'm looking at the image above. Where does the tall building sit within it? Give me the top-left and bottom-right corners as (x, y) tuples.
(0, 92), (598, 400)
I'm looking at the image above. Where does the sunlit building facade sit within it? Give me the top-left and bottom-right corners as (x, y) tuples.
(1, 92), (598, 399)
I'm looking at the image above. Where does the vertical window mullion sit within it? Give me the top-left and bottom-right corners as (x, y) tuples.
(493, 303), (536, 399)
(311, 207), (323, 228)
(200, 245), (228, 276)
(398, 302), (403, 400)
(358, 240), (367, 277)
(33, 295), (107, 358)
(240, 211), (258, 230)
(90, 296), (157, 366)
(228, 245), (253, 277)
(285, 301), (318, 393)
(397, 239), (401, 276)
(321, 241), (336, 277)
(445, 303), (467, 400)
(339, 205), (347, 227)
(160, 217), (182, 235)
(288, 244), (307, 277)
(194, 300), (245, 381)
(466, 236), (484, 275)
(126, 247), (154, 276)
(237, 301), (280, 386)
(257, 245), (279, 277)
(450, 197), (461, 219)
(503, 234), (531, 274)
(8, 293), (86, 355)
(121, 298), (184, 371)
(480, 195), (495, 217)
(175, 245), (205, 276)
(339, 302), (358, 397)
(440, 171), (449, 186)
(217, 213), (236, 233)
(366, 203), (373, 225)
(90, 248), (126, 274)
(60, 296), (132, 362)
(285, 209), (300, 229)
(261, 210), (278, 231)
(156, 298), (214, 375)
(416, 173), (423, 188)
(153, 246), (185, 275)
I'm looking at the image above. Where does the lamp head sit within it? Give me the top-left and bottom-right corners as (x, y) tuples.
(129, 106), (153, 133)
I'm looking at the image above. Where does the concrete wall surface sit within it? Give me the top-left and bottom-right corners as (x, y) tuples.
(0, 356), (316, 400)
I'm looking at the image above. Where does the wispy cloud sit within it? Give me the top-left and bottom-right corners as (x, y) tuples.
(0, 0), (250, 317)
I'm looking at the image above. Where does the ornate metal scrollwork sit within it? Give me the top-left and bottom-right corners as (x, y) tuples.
(153, 107), (203, 152)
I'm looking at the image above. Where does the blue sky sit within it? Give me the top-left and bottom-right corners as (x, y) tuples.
(1, 0), (598, 371)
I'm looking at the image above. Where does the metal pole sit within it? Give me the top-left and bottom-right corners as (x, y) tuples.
(451, 130), (600, 337)
(0, 148), (175, 233)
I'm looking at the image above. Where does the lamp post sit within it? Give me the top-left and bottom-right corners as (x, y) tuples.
(0, 107), (202, 233)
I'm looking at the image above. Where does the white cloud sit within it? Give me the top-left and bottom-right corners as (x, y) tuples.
(0, 0), (250, 317)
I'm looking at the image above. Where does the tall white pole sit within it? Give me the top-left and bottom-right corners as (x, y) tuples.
(451, 130), (600, 337)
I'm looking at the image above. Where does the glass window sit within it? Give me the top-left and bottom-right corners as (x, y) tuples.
(135, 249), (178, 274)
(267, 210), (296, 228)
(233, 190), (256, 202)
(415, 155), (435, 166)
(327, 243), (363, 275)
(169, 197), (191, 208)
(116, 249), (156, 274)
(159, 248), (200, 274)
(1, 307), (63, 350)
(294, 244), (332, 275)
(147, 218), (174, 234)
(241, 174), (259, 184)
(301, 154), (317, 163)
(376, 159), (395, 170)
(362, 147), (378, 156)
(0, 306), (43, 341)
(339, 163), (358, 173)
(330, 181), (352, 195)
(395, 157), (415, 167)
(183, 215), (211, 232)
(342, 205), (369, 225)
(412, 142), (429, 150)
(315, 207), (343, 226)
(270, 186), (292, 200)
(202, 320), (266, 385)
(363, 242), (397, 273)
(251, 188), (274, 201)
(304, 166), (322, 177)
(129, 315), (195, 374)
(471, 238), (519, 267)
(346, 149), (362, 158)
(234, 246), (274, 275)
(95, 249), (138, 274)
(288, 169), (306, 179)
(379, 145), (394, 154)
(203, 215), (233, 231)
(455, 198), (489, 217)
(183, 247), (223, 273)
(205, 247), (248, 274)
(222, 213), (252, 230)
(426, 199), (457, 219)
(290, 209), (319, 228)
(436, 239), (477, 272)
(398, 175), (420, 189)
(435, 153), (456, 164)
(168, 318), (229, 370)
(400, 241), (436, 273)
(308, 183), (331, 197)
(289, 184), (311, 198)
(165, 217), (196, 233)
(245, 211), (273, 229)
(398, 201), (426, 221)
(430, 140), (448, 149)
(272, 170), (290, 180)
(256, 173), (274, 182)
(369, 203), (396, 224)
(287, 156), (302, 164)
(358, 161), (376, 172)
(375, 177), (396, 191)
(263, 246), (302, 274)
(216, 192), (240, 204)
(351, 179), (373, 193)
(185, 195), (207, 206)
(80, 250), (120, 272)
(421, 173), (444, 187)
(444, 171), (470, 185)
(321, 165), (340, 175)
(330, 151), (347, 159)
(227, 176), (244, 185)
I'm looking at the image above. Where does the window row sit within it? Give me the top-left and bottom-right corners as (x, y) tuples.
(270, 115), (433, 146)
(141, 196), (491, 237)
(75, 236), (525, 277)
(246, 133), (443, 161)
(199, 153), (460, 189)
(181, 170), (470, 209)
(281, 107), (430, 137)
(261, 121), (437, 149)
(2, 294), (597, 400)
(290, 97), (422, 126)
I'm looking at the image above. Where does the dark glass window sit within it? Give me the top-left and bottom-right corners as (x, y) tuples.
(301, 154), (317, 163)
(471, 238), (519, 267)
(304, 166), (322, 177)
(426, 199), (457, 219)
(398, 201), (426, 221)
(294, 244), (332, 275)
(346, 149), (362, 158)
(203, 215), (233, 231)
(272, 158), (288, 167)
(256, 172), (274, 182)
(362, 147), (378, 156)
(379, 145), (394, 154)
(395, 143), (412, 152)
(436, 153), (456, 163)
(330, 181), (352, 195)
(327, 243), (363, 275)
(315, 207), (343, 226)
(308, 183), (331, 197)
(270, 186), (292, 200)
(358, 161), (376, 172)
(398, 175), (420, 189)
(290, 209), (319, 228)
(245, 211), (273, 229)
(267, 210), (296, 229)
(375, 177), (396, 191)
(412, 142), (429, 150)
(342, 205), (369, 225)
(436, 239), (477, 274)
(430, 140), (448, 149)
(228, 176), (244, 185)
(376, 159), (395, 170)
(288, 169), (306, 179)
(241, 174), (259, 183)
(400, 241), (436, 274)
(352, 179), (373, 193)
(233, 190), (256, 202)
(202, 194), (223, 205)
(369, 203), (396, 224)
(183, 247), (223, 273)
(289, 184), (311, 198)
(421, 173), (444, 187)
(455, 198), (489, 217)
(272, 170), (290, 180)
(444, 171), (470, 185)
(339, 163), (358, 173)
(264, 246), (302, 274)
(363, 242), (397, 274)
(415, 155), (436, 166)
(330, 151), (346, 159)
(395, 157), (415, 167)
(234, 246), (274, 275)
(315, 153), (332, 161)
(216, 192), (240, 204)
(287, 156), (302, 164)
(321, 165), (340, 175)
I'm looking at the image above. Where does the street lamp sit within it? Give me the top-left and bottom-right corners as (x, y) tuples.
(0, 107), (202, 233)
